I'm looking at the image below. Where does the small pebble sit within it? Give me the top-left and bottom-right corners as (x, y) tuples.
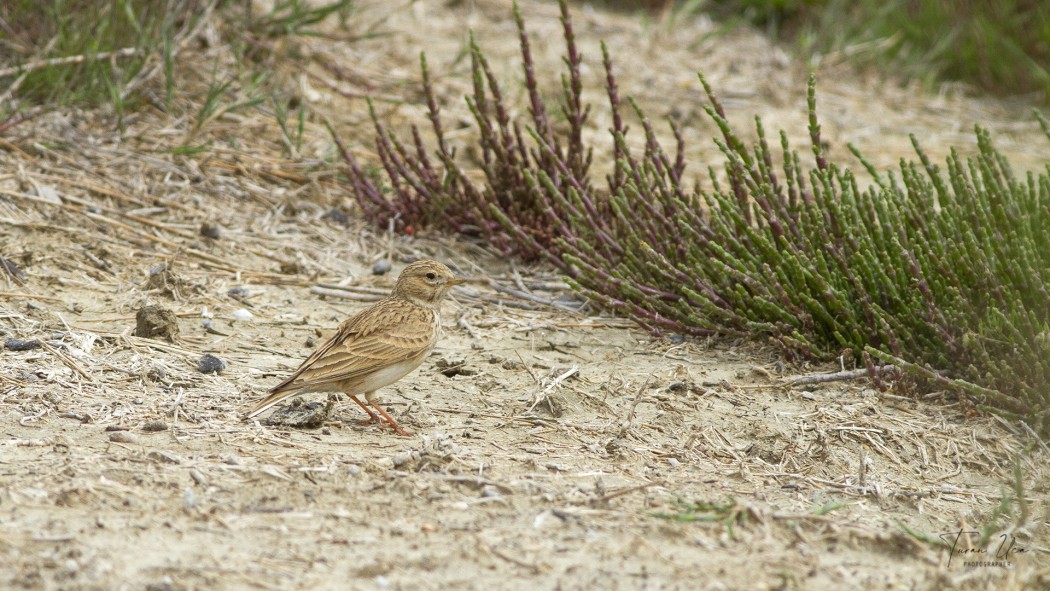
(372, 259), (392, 275)
(5, 337), (42, 351)
(145, 576), (175, 591)
(182, 487), (197, 510)
(34, 184), (61, 204)
(321, 207), (349, 226)
(148, 450), (182, 464)
(231, 308), (253, 321)
(198, 354), (227, 374)
(109, 431), (139, 444)
(199, 222), (222, 239)
(142, 421), (168, 432)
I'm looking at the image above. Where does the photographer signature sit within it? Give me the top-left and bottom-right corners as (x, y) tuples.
(939, 530), (1028, 567)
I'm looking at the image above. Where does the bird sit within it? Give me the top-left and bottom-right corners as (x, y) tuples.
(244, 260), (464, 435)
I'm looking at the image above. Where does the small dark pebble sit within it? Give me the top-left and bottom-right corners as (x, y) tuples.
(668, 334), (686, 345)
(199, 222), (222, 239)
(321, 207), (349, 226)
(279, 260), (305, 275)
(372, 259), (392, 275)
(104, 425), (128, 432)
(5, 337), (42, 351)
(198, 354), (227, 374)
(146, 367), (168, 382)
(145, 578), (175, 591)
(142, 421), (168, 432)
(227, 286), (251, 300)
(0, 255), (27, 283)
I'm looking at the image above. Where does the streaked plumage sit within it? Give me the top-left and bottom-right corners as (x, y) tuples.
(245, 260), (463, 435)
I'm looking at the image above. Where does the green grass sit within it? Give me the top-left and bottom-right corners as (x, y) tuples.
(0, 0), (353, 130)
(0, 0), (195, 115)
(708, 0), (1050, 98)
(652, 498), (754, 538)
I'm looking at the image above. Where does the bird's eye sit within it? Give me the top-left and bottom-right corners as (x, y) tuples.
(426, 272), (436, 280)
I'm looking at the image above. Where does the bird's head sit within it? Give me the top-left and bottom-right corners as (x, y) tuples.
(393, 260), (464, 307)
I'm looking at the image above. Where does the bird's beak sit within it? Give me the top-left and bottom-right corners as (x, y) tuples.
(448, 277), (467, 286)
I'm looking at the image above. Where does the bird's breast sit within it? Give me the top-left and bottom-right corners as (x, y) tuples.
(341, 356), (427, 394)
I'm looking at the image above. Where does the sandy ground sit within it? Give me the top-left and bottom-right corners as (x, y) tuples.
(1, 1), (1048, 590)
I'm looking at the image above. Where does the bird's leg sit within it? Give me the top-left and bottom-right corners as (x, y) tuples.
(348, 394), (382, 424)
(368, 399), (414, 436)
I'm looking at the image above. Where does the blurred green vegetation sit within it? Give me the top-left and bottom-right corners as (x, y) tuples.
(711, 0), (1050, 98)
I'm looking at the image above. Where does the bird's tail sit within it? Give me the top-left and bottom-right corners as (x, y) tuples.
(242, 388), (295, 420)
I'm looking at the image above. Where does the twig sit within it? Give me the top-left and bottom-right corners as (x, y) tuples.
(40, 342), (95, 383)
(0, 47), (139, 78)
(515, 351), (539, 385)
(544, 366), (579, 394)
(457, 310), (481, 340)
(526, 365), (578, 413)
(314, 283), (389, 295)
(430, 407), (537, 424)
(478, 537), (544, 574)
(596, 481), (663, 503)
(786, 365), (900, 386)
(1018, 421), (1050, 456)
(309, 286), (383, 302)
(307, 70), (405, 103)
(488, 282), (583, 312)
(0, 292), (63, 302)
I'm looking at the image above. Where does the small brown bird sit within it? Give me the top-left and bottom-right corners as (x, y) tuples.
(245, 260), (464, 435)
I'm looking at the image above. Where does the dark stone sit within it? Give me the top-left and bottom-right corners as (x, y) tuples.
(197, 353), (227, 374)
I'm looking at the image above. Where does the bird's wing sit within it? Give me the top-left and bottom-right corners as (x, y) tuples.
(244, 300), (434, 418)
(283, 317), (434, 390)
